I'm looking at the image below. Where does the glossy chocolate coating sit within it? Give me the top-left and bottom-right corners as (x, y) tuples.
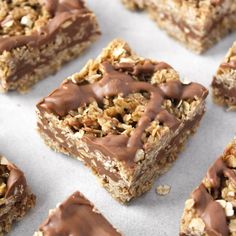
(0, 156), (27, 200)
(191, 158), (236, 235)
(38, 191), (121, 236)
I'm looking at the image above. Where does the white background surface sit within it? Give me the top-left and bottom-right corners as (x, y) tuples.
(0, 1), (236, 235)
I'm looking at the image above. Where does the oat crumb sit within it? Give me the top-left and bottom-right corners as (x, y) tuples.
(156, 184), (171, 196)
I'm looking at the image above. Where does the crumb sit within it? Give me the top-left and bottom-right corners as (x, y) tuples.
(156, 184), (171, 196)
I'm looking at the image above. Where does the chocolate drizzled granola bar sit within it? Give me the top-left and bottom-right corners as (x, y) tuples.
(36, 39), (208, 203)
(0, 0), (100, 92)
(121, 0), (236, 53)
(34, 191), (121, 236)
(180, 138), (236, 236)
(0, 156), (35, 235)
(212, 42), (236, 109)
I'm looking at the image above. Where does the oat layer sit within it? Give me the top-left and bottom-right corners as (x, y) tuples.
(212, 41), (236, 110)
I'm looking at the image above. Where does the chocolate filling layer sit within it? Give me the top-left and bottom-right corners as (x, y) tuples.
(212, 77), (236, 99)
(38, 104), (205, 182)
(5, 16), (97, 83)
(156, 7), (235, 41)
(37, 121), (121, 182)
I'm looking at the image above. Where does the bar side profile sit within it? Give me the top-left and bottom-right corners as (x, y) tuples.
(0, 155), (35, 235)
(36, 39), (208, 203)
(34, 191), (122, 236)
(180, 138), (236, 235)
(121, 0), (236, 53)
(212, 41), (236, 109)
(0, 0), (100, 92)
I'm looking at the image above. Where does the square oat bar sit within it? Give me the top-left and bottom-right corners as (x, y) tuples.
(36, 39), (208, 203)
(212, 42), (236, 109)
(34, 191), (121, 236)
(180, 138), (236, 236)
(121, 0), (236, 53)
(0, 155), (35, 235)
(0, 0), (100, 92)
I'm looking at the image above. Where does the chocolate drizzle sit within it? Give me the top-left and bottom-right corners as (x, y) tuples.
(210, 0), (224, 6)
(212, 77), (236, 100)
(192, 157), (236, 235)
(220, 49), (236, 70)
(0, 157), (26, 200)
(207, 158), (236, 197)
(44, 0), (85, 15)
(220, 61), (236, 70)
(38, 191), (121, 236)
(220, 55), (236, 70)
(38, 60), (207, 163)
(192, 184), (229, 236)
(0, 0), (92, 53)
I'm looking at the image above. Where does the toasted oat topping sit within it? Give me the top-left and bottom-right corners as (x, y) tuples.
(59, 59), (202, 145)
(0, 0), (51, 37)
(38, 39), (207, 162)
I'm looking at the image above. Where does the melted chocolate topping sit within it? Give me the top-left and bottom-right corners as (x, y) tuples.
(192, 158), (236, 235)
(212, 77), (236, 100)
(220, 61), (236, 70)
(39, 191), (121, 236)
(210, 0), (224, 6)
(220, 48), (236, 70)
(44, 0), (85, 15)
(0, 157), (26, 200)
(38, 60), (207, 163)
(192, 184), (229, 236)
(207, 158), (236, 196)
(0, 0), (91, 53)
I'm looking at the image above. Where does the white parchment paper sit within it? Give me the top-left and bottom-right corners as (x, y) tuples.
(0, 1), (235, 235)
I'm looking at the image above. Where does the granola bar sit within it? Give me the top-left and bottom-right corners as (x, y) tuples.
(34, 191), (121, 236)
(121, 0), (236, 53)
(36, 39), (208, 203)
(180, 138), (236, 236)
(0, 0), (100, 92)
(212, 42), (236, 110)
(0, 155), (35, 235)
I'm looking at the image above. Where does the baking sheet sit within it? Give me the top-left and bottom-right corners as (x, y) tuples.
(0, 1), (235, 235)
